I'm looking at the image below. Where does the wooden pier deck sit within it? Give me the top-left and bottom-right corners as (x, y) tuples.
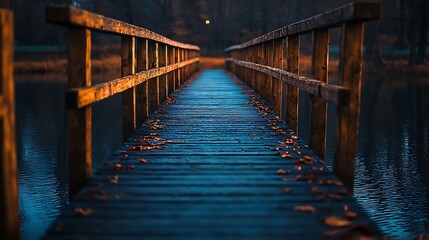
(44, 70), (380, 239)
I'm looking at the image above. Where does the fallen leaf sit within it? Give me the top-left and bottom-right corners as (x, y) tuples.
(282, 177), (296, 182)
(324, 216), (352, 227)
(276, 169), (286, 175)
(114, 163), (123, 170)
(294, 205), (316, 213)
(137, 158), (148, 164)
(345, 211), (358, 219)
(75, 207), (93, 217)
(291, 135), (299, 140)
(282, 187), (292, 193)
(108, 175), (119, 184)
(294, 165), (302, 171)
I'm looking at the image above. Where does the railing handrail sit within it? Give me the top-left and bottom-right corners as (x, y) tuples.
(47, 5), (200, 196)
(46, 5), (200, 51)
(224, 1), (381, 191)
(225, 0), (380, 52)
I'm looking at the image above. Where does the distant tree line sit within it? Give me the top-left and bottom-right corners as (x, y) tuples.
(1, 0), (428, 65)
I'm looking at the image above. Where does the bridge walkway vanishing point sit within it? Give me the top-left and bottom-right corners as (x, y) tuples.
(44, 70), (381, 239)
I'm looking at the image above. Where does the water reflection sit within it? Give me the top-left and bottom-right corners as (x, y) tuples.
(15, 78), (122, 240)
(354, 74), (429, 239)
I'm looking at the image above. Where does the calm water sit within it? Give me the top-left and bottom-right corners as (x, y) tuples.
(15, 72), (429, 239)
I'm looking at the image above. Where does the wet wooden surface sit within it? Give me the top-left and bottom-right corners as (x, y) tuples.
(44, 70), (380, 239)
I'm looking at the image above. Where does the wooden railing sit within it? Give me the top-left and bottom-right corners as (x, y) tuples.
(225, 1), (381, 191)
(0, 8), (19, 240)
(46, 5), (200, 196)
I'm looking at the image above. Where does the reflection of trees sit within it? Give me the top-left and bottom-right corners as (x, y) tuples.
(356, 73), (429, 237)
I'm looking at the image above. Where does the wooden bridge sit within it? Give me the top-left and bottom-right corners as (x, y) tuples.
(1, 1), (382, 239)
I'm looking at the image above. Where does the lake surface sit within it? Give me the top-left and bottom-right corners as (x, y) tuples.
(15, 71), (429, 239)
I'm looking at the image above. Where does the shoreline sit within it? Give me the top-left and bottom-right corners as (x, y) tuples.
(14, 56), (429, 78)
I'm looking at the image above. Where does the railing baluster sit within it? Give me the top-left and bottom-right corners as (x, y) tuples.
(175, 48), (181, 88)
(334, 22), (364, 191)
(0, 9), (19, 240)
(267, 41), (274, 105)
(286, 35), (300, 133)
(168, 46), (175, 95)
(273, 39), (283, 116)
(68, 28), (92, 196)
(136, 39), (149, 125)
(148, 41), (159, 114)
(122, 36), (137, 141)
(310, 30), (329, 160)
(158, 44), (167, 103)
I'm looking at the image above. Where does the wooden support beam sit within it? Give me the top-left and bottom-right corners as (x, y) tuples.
(136, 39), (149, 125)
(168, 46), (175, 95)
(0, 9), (19, 240)
(121, 36), (136, 141)
(148, 41), (159, 114)
(334, 22), (364, 192)
(266, 41), (274, 105)
(310, 30), (329, 161)
(67, 28), (92, 197)
(273, 39), (283, 116)
(158, 44), (167, 103)
(286, 35), (300, 133)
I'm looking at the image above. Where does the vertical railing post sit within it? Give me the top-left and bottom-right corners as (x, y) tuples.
(334, 22), (364, 191)
(181, 49), (185, 82)
(136, 39), (149, 125)
(148, 41), (159, 114)
(310, 30), (329, 160)
(168, 46), (175, 95)
(67, 28), (92, 196)
(286, 35), (300, 133)
(266, 41), (274, 105)
(175, 48), (181, 88)
(273, 38), (283, 116)
(0, 9), (19, 240)
(121, 36), (136, 141)
(281, 38), (288, 120)
(158, 44), (167, 103)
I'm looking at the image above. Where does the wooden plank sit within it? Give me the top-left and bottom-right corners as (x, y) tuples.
(266, 41), (274, 105)
(310, 30), (329, 161)
(67, 28), (92, 196)
(46, 5), (200, 51)
(272, 39), (283, 116)
(333, 22), (364, 191)
(158, 44), (167, 103)
(136, 39), (149, 125)
(121, 36), (136, 141)
(168, 46), (175, 95)
(287, 35), (299, 133)
(66, 58), (199, 109)
(225, 1), (381, 51)
(148, 41), (159, 114)
(0, 9), (19, 240)
(175, 48), (180, 89)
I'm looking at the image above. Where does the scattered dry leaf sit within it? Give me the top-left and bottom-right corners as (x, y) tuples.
(276, 169), (286, 175)
(294, 205), (316, 213)
(324, 216), (352, 227)
(75, 207), (93, 217)
(108, 175), (119, 184)
(114, 163), (123, 170)
(137, 158), (148, 164)
(282, 187), (292, 193)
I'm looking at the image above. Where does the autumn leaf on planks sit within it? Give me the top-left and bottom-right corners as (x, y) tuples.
(324, 216), (353, 227)
(74, 207), (93, 217)
(294, 205), (316, 213)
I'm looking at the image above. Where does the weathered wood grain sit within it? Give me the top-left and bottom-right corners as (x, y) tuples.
(121, 36), (137, 141)
(310, 30), (329, 161)
(46, 5), (200, 51)
(136, 39), (149, 125)
(0, 9), (19, 240)
(334, 22), (364, 191)
(225, 1), (381, 51)
(158, 44), (168, 103)
(67, 28), (92, 197)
